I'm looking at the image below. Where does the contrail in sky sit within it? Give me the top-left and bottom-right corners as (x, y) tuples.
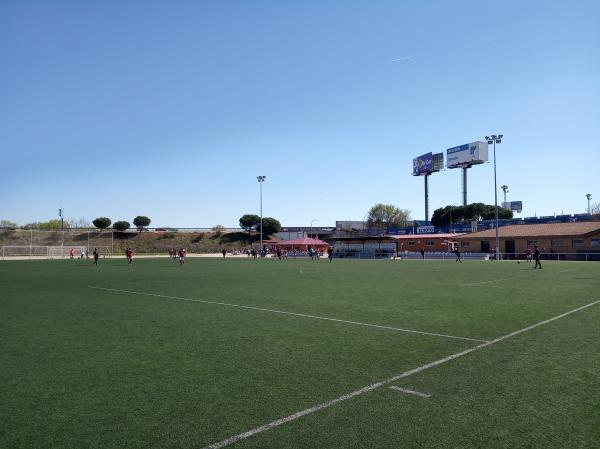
(387, 56), (413, 63)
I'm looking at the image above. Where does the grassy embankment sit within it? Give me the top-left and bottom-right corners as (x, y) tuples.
(0, 229), (256, 254)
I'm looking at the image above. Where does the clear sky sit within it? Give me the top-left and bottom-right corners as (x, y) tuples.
(1, 0), (599, 228)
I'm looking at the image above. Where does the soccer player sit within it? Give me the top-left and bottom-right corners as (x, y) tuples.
(93, 248), (99, 265)
(178, 247), (186, 265)
(533, 246), (542, 269)
(454, 248), (462, 262)
(526, 247), (532, 262)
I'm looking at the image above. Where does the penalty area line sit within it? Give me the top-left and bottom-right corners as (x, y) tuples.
(87, 286), (487, 343)
(389, 386), (431, 398)
(202, 299), (600, 449)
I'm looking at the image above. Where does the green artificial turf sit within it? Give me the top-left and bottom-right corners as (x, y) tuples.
(1, 257), (599, 448)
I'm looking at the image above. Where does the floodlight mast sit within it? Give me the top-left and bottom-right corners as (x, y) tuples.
(257, 176), (266, 252)
(586, 193), (592, 214)
(501, 185), (509, 205)
(486, 134), (503, 259)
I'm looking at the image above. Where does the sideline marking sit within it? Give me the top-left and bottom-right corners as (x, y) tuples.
(463, 278), (512, 286)
(88, 286), (487, 343)
(389, 386), (431, 398)
(202, 299), (600, 449)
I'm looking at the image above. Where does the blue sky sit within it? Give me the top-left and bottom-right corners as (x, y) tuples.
(1, 0), (599, 228)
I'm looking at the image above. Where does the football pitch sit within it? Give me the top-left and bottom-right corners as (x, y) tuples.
(1, 257), (599, 449)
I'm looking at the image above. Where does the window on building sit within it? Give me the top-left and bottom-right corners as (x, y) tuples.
(407, 241), (416, 246)
(551, 240), (564, 247)
(572, 239), (584, 247)
(461, 241), (470, 248)
(426, 240), (435, 246)
(527, 240), (538, 246)
(591, 239), (600, 247)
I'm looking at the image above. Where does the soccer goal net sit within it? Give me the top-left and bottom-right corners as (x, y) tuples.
(48, 246), (87, 259)
(1, 245), (49, 259)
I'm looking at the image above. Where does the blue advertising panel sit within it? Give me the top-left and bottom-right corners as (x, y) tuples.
(412, 152), (433, 175)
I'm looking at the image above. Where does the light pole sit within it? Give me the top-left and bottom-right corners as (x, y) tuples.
(310, 219), (318, 239)
(501, 185), (509, 205)
(59, 207), (64, 231)
(586, 194), (592, 214)
(486, 134), (503, 260)
(257, 176), (266, 252)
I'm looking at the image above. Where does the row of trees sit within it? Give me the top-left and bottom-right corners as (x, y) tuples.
(91, 216), (152, 233)
(430, 203), (513, 228)
(239, 214), (282, 236)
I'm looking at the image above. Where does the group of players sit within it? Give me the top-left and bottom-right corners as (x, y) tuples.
(168, 248), (187, 264)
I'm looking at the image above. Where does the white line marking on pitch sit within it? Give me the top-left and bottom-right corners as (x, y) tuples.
(463, 278), (512, 286)
(202, 299), (600, 449)
(389, 386), (431, 398)
(88, 286), (488, 343)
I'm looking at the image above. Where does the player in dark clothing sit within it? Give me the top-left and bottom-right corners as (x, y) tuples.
(420, 248), (425, 259)
(454, 248), (462, 262)
(533, 246), (542, 269)
(93, 248), (99, 265)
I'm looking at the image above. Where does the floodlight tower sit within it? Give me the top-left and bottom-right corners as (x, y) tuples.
(586, 194), (592, 214)
(257, 176), (266, 252)
(486, 134), (503, 260)
(501, 185), (509, 205)
(59, 207), (64, 231)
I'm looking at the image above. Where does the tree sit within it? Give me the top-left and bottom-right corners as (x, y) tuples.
(22, 219), (71, 230)
(0, 220), (18, 229)
(366, 204), (411, 231)
(133, 216), (151, 233)
(261, 217), (281, 236)
(92, 217), (112, 231)
(591, 202), (600, 215)
(239, 214), (261, 236)
(113, 221), (130, 232)
(431, 203), (513, 227)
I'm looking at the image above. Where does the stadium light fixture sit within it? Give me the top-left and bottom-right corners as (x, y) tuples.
(486, 134), (503, 259)
(310, 219), (318, 239)
(501, 185), (509, 205)
(257, 176), (266, 252)
(586, 193), (592, 214)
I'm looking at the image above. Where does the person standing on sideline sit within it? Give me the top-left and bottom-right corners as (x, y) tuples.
(454, 247), (462, 262)
(93, 248), (99, 265)
(222, 248), (227, 258)
(328, 247), (333, 262)
(533, 245), (542, 269)
(420, 247), (425, 260)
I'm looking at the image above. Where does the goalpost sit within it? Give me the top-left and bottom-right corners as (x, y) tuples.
(48, 246), (87, 259)
(0, 245), (112, 259)
(1, 246), (49, 259)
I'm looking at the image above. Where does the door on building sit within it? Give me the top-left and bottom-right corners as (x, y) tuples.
(481, 241), (490, 254)
(505, 240), (516, 259)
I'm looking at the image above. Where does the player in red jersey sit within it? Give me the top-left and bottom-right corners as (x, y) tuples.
(178, 247), (186, 265)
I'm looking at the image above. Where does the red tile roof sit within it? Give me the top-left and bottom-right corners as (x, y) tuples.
(389, 233), (464, 240)
(458, 222), (600, 239)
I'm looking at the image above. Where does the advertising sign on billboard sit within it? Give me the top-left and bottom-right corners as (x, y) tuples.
(417, 226), (435, 234)
(446, 141), (489, 168)
(412, 152), (433, 176)
(502, 201), (523, 212)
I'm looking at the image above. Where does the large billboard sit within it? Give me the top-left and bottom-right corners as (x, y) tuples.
(413, 152), (433, 175)
(502, 201), (523, 212)
(446, 141), (488, 168)
(413, 152), (444, 175)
